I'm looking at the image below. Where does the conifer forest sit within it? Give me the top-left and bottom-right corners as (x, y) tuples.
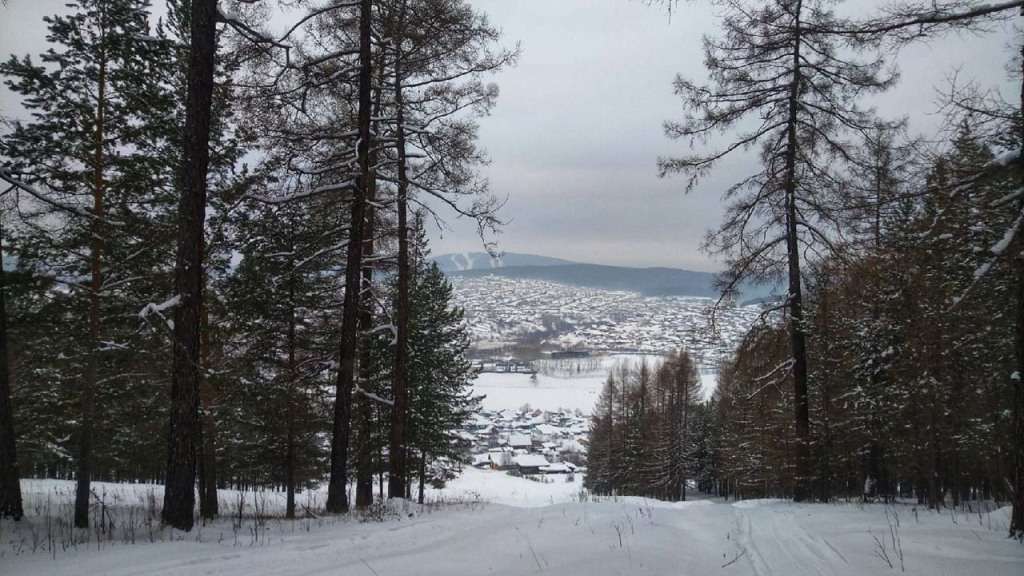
(0, 1), (1022, 574)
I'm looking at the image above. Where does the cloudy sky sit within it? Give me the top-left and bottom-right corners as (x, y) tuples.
(1, 0), (1019, 270)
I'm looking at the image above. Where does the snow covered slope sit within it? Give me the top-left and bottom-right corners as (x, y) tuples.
(4, 476), (1022, 575)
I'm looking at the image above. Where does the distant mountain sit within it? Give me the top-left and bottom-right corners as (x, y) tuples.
(438, 255), (776, 300)
(431, 252), (575, 272)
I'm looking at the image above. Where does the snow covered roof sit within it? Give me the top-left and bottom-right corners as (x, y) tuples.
(508, 433), (532, 448)
(539, 463), (572, 473)
(513, 454), (549, 468)
(535, 424), (561, 435)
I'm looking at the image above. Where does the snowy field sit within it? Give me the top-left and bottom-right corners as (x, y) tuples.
(470, 353), (719, 414)
(3, 474), (1022, 575)
(472, 371), (608, 414)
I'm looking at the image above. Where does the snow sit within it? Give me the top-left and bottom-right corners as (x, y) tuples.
(471, 371), (607, 414)
(138, 294), (181, 319)
(539, 463), (573, 473)
(472, 354), (722, 413)
(512, 454), (549, 468)
(698, 368), (718, 400)
(4, 475), (1022, 575)
(507, 433), (532, 448)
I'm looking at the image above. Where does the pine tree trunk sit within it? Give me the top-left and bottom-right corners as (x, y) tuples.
(355, 57), (385, 510)
(76, 40), (107, 529)
(417, 452), (425, 505)
(405, 446), (413, 500)
(197, 418), (217, 520)
(285, 271), (298, 520)
(1012, 250), (1024, 536)
(327, 0), (372, 514)
(378, 438), (385, 500)
(286, 416), (296, 519)
(0, 226), (23, 521)
(199, 300), (218, 520)
(354, 398), (373, 507)
(388, 0), (410, 500)
(1009, 38), (1024, 540)
(163, 0), (217, 532)
(784, 0), (812, 503)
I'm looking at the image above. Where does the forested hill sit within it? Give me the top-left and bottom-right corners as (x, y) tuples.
(431, 252), (574, 271)
(434, 253), (776, 299)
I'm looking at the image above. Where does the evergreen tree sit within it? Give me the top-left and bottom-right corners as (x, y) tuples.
(0, 0), (178, 527)
(219, 193), (339, 518)
(162, 0), (219, 531)
(366, 222), (479, 502)
(326, 0), (374, 514)
(0, 215), (23, 520)
(405, 262), (479, 500)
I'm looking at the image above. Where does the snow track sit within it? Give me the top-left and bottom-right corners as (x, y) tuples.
(3, 479), (1022, 576)
(733, 503), (851, 576)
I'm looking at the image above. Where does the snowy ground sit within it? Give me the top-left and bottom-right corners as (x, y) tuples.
(471, 353), (719, 414)
(472, 371), (607, 414)
(3, 473), (1022, 575)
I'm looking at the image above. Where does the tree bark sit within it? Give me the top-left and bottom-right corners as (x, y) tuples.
(1009, 37), (1024, 538)
(163, 0), (218, 532)
(1012, 247), (1024, 536)
(75, 32), (108, 528)
(0, 223), (23, 521)
(784, 0), (813, 503)
(285, 265), (298, 520)
(388, 0), (410, 500)
(198, 298), (218, 520)
(417, 452), (425, 505)
(355, 51), (386, 510)
(326, 0), (372, 514)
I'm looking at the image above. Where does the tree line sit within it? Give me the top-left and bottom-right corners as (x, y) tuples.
(705, 122), (1019, 502)
(584, 351), (709, 501)
(656, 0), (1023, 538)
(0, 0), (513, 530)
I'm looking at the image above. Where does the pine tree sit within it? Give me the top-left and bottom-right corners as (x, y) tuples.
(0, 218), (23, 520)
(389, 0), (413, 499)
(405, 261), (479, 500)
(219, 197), (337, 517)
(365, 221), (479, 502)
(0, 0), (178, 527)
(164, 0), (219, 531)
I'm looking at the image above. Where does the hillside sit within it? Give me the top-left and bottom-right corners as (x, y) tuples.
(437, 253), (776, 300)
(450, 275), (765, 364)
(431, 252), (575, 272)
(453, 263), (720, 297)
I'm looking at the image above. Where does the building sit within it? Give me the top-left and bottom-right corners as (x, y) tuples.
(513, 454), (550, 475)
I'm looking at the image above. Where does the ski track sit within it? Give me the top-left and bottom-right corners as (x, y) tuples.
(733, 504), (848, 576)
(3, 494), (1023, 575)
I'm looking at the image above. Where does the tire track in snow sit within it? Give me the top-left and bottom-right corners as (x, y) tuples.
(731, 503), (851, 575)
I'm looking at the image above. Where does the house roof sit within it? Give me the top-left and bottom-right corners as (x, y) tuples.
(508, 433), (532, 447)
(513, 454), (549, 468)
(540, 463), (572, 473)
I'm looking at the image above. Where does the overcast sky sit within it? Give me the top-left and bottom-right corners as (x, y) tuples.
(1, 0), (1019, 270)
